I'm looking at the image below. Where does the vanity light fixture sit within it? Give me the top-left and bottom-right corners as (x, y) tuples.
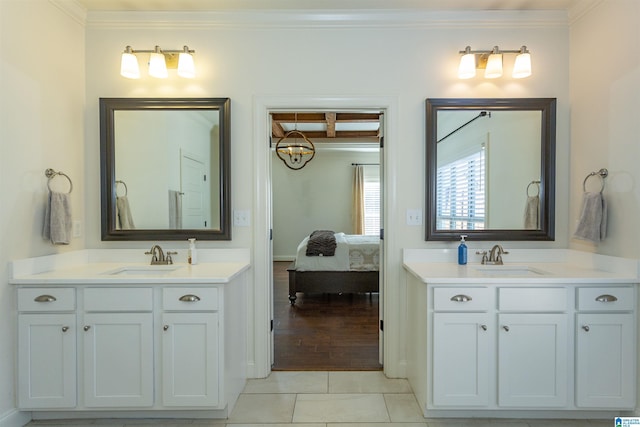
(457, 45), (531, 79)
(120, 45), (196, 79)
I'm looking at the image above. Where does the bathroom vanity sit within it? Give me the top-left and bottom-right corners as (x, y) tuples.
(10, 249), (249, 420)
(404, 249), (639, 418)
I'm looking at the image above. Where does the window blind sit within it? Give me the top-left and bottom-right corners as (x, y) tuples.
(363, 165), (380, 236)
(436, 149), (485, 230)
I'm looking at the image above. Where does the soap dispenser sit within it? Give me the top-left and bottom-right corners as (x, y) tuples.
(457, 235), (468, 265)
(188, 238), (198, 265)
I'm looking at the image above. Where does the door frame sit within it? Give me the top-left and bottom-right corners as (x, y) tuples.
(251, 95), (400, 379)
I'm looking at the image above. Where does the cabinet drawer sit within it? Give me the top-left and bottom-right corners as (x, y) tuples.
(577, 287), (635, 311)
(84, 288), (152, 312)
(433, 287), (490, 311)
(499, 287), (568, 312)
(18, 288), (75, 312)
(163, 287), (219, 311)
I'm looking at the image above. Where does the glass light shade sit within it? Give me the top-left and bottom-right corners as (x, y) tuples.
(457, 53), (476, 79)
(178, 52), (196, 78)
(148, 52), (168, 78)
(484, 53), (503, 78)
(120, 52), (140, 79)
(512, 52), (532, 78)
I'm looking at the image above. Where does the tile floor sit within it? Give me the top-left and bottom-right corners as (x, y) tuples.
(27, 371), (617, 426)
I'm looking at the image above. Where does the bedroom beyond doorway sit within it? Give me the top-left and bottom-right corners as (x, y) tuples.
(269, 107), (383, 371)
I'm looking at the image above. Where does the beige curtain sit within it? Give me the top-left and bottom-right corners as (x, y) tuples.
(352, 165), (364, 234)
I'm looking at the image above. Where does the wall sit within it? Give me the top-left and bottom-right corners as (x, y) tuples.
(569, 0), (640, 258)
(0, 0), (85, 423)
(83, 9), (571, 377)
(272, 149), (379, 260)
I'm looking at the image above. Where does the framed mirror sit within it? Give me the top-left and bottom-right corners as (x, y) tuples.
(100, 98), (231, 240)
(426, 98), (556, 241)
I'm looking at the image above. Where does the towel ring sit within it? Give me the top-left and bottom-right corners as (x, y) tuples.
(115, 180), (128, 197)
(44, 168), (73, 194)
(582, 168), (608, 193)
(526, 180), (540, 197)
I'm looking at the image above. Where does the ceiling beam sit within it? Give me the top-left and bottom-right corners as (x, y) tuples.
(325, 112), (336, 138)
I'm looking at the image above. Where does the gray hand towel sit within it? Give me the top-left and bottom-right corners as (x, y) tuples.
(523, 195), (539, 229)
(43, 191), (72, 245)
(573, 192), (607, 243)
(168, 190), (182, 229)
(116, 196), (135, 230)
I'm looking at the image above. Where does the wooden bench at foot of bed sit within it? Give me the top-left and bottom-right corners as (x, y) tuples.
(287, 262), (379, 305)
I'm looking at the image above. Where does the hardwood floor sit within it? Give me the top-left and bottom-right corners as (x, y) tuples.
(272, 261), (382, 371)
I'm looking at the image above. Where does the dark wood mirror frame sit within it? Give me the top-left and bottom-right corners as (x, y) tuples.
(426, 98), (556, 241)
(100, 97), (231, 241)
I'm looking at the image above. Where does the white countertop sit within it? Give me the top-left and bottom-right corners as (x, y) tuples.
(10, 249), (251, 285)
(403, 249), (639, 285)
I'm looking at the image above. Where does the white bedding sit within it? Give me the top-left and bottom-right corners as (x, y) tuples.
(294, 232), (380, 272)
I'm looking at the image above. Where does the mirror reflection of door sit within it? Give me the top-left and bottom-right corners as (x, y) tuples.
(180, 151), (209, 229)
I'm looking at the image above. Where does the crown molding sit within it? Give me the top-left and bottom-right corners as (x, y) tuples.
(567, 0), (604, 25)
(86, 9), (568, 30)
(49, 0), (87, 25)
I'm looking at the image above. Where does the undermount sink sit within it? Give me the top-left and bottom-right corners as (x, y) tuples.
(104, 266), (181, 276)
(474, 265), (548, 277)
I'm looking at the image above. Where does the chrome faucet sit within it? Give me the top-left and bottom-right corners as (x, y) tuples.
(476, 244), (509, 265)
(145, 245), (177, 265)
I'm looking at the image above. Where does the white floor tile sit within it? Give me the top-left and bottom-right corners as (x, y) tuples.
(228, 424), (326, 427)
(384, 393), (425, 422)
(328, 371), (412, 394)
(331, 424), (427, 427)
(293, 393), (390, 423)
(243, 371), (329, 394)
(228, 393), (297, 423)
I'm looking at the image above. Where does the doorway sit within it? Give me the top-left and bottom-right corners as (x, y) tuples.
(269, 109), (384, 371)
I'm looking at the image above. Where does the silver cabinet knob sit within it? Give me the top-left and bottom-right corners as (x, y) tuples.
(582, 325), (590, 332)
(34, 294), (56, 303)
(503, 325), (510, 332)
(480, 325), (487, 331)
(84, 325), (91, 331)
(450, 294), (472, 302)
(62, 326), (69, 332)
(163, 325), (169, 331)
(179, 294), (201, 302)
(595, 294), (618, 303)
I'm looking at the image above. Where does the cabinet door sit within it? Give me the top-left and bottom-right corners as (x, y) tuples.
(161, 312), (220, 407)
(18, 314), (76, 409)
(576, 313), (635, 408)
(83, 313), (153, 407)
(498, 313), (568, 407)
(432, 313), (490, 407)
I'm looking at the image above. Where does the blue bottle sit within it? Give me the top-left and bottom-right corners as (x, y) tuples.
(458, 235), (468, 265)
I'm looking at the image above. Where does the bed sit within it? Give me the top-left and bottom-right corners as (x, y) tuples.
(287, 232), (380, 304)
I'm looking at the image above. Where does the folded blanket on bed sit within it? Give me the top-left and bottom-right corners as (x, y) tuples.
(305, 230), (337, 256)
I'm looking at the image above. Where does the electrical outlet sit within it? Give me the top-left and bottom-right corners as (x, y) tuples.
(73, 220), (82, 237)
(406, 209), (422, 226)
(233, 209), (251, 227)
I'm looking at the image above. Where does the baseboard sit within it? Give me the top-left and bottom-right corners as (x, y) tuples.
(0, 409), (31, 427)
(273, 256), (295, 262)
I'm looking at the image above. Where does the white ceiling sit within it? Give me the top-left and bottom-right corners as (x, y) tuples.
(78, 0), (580, 12)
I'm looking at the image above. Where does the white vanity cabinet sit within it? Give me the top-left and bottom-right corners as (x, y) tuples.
(82, 288), (154, 408)
(431, 287), (491, 407)
(497, 287), (569, 408)
(407, 276), (637, 417)
(575, 287), (636, 409)
(17, 288), (77, 409)
(15, 278), (247, 417)
(161, 287), (221, 407)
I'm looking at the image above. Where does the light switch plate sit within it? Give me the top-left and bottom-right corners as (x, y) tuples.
(406, 209), (422, 226)
(233, 209), (251, 227)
